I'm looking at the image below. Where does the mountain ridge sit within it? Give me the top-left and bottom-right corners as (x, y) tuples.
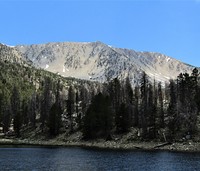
(1, 41), (195, 85)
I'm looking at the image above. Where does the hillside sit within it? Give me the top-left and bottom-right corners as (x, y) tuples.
(0, 43), (100, 136)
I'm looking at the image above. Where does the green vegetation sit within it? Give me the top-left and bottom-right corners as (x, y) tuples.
(0, 55), (200, 143)
(83, 68), (200, 141)
(0, 58), (99, 137)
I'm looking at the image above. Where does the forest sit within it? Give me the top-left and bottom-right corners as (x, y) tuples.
(0, 59), (200, 142)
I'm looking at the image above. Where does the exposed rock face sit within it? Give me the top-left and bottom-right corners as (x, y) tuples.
(11, 41), (195, 84)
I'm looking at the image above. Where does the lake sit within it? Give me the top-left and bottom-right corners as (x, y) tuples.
(0, 146), (200, 171)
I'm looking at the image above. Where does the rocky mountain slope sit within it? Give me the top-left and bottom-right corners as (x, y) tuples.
(12, 41), (195, 84)
(0, 43), (31, 66)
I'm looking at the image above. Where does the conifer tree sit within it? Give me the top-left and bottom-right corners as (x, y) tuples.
(67, 85), (75, 133)
(133, 86), (139, 127)
(21, 99), (29, 126)
(29, 93), (37, 128)
(80, 85), (89, 117)
(75, 90), (82, 129)
(2, 106), (11, 133)
(140, 71), (148, 138)
(187, 69), (199, 134)
(116, 103), (130, 133)
(108, 78), (121, 131)
(11, 86), (21, 137)
(40, 77), (52, 130)
(83, 92), (113, 139)
(158, 82), (164, 128)
(55, 80), (62, 134)
(124, 77), (134, 127)
(147, 83), (157, 139)
(167, 79), (178, 140)
(0, 93), (3, 127)
(1, 88), (11, 133)
(48, 80), (62, 136)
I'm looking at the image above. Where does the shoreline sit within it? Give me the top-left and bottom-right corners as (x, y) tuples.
(0, 138), (200, 153)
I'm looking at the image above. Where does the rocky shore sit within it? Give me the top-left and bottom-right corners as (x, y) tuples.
(0, 137), (200, 152)
(0, 128), (200, 152)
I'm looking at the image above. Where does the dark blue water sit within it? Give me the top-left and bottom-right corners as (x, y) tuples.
(0, 146), (200, 171)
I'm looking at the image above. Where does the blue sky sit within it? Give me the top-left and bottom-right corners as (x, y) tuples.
(1, 0), (200, 67)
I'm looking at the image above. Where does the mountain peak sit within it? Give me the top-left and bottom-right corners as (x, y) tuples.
(12, 41), (195, 85)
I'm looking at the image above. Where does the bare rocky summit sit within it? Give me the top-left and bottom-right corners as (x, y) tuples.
(4, 41), (195, 84)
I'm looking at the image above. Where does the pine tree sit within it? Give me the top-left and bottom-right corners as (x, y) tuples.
(40, 77), (52, 130)
(83, 93), (113, 139)
(75, 90), (82, 129)
(10, 86), (21, 137)
(55, 80), (62, 135)
(133, 86), (139, 127)
(177, 73), (188, 134)
(147, 82), (157, 139)
(1, 87), (11, 133)
(167, 79), (178, 140)
(29, 93), (37, 128)
(80, 85), (89, 117)
(0, 93), (3, 127)
(116, 103), (130, 133)
(21, 99), (29, 126)
(140, 71), (148, 138)
(108, 78), (121, 132)
(2, 105), (11, 133)
(188, 69), (199, 134)
(67, 85), (75, 133)
(176, 71), (198, 136)
(48, 80), (62, 136)
(158, 82), (164, 128)
(124, 77), (134, 127)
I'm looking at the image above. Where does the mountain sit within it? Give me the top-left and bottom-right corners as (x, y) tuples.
(13, 41), (195, 84)
(1, 42), (200, 144)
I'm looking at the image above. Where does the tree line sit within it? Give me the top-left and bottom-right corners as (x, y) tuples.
(83, 68), (200, 141)
(0, 67), (199, 142)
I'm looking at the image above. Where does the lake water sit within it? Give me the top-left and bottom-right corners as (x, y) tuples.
(0, 146), (200, 171)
